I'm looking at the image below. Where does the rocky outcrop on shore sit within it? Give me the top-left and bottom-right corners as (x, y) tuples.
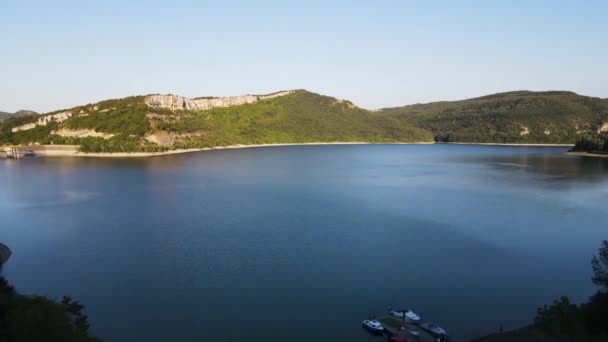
(144, 90), (294, 111)
(0, 242), (11, 266)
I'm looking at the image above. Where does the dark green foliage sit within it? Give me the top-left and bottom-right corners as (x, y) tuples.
(582, 291), (608, 335)
(532, 241), (608, 341)
(77, 135), (164, 153)
(65, 102), (150, 137)
(382, 91), (608, 144)
(571, 133), (608, 153)
(534, 296), (586, 339)
(0, 277), (97, 342)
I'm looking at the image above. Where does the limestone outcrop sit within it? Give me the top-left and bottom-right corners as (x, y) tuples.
(52, 128), (114, 139)
(11, 111), (72, 132)
(145, 91), (294, 111)
(0, 242), (11, 266)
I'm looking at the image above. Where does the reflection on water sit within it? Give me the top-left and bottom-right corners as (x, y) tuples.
(477, 152), (608, 188)
(0, 144), (607, 342)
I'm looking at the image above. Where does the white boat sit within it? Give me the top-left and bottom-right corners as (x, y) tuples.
(362, 319), (384, 333)
(409, 329), (421, 336)
(419, 322), (447, 337)
(389, 308), (421, 321)
(389, 309), (403, 318)
(405, 309), (421, 321)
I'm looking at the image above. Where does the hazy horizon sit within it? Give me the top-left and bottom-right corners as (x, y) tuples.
(2, 0), (607, 113)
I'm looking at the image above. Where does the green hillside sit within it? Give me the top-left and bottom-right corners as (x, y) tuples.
(0, 90), (433, 152)
(381, 91), (608, 144)
(2, 90), (607, 153)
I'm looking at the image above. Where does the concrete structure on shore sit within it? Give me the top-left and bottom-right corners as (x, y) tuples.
(3, 147), (22, 159)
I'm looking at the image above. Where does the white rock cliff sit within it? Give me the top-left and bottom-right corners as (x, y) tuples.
(11, 111), (72, 132)
(144, 91), (294, 111)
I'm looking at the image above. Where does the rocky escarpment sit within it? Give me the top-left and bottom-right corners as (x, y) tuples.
(11, 111), (72, 132)
(0, 242), (11, 266)
(145, 90), (294, 111)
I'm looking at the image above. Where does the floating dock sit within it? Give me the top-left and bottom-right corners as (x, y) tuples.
(376, 315), (439, 341)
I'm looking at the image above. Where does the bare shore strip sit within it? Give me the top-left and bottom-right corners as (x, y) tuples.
(3, 142), (585, 159)
(566, 151), (608, 158)
(27, 142), (436, 158)
(446, 142), (574, 147)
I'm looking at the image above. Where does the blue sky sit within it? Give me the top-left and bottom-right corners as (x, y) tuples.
(1, 0), (607, 112)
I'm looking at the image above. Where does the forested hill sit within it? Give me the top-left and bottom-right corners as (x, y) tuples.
(381, 91), (608, 144)
(0, 110), (38, 121)
(1, 90), (607, 153)
(0, 90), (432, 152)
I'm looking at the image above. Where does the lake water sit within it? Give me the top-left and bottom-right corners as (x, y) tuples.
(1, 144), (607, 341)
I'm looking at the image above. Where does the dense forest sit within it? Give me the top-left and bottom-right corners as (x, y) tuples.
(0, 90), (607, 153)
(0, 277), (97, 341)
(475, 241), (608, 341)
(571, 133), (608, 154)
(381, 91), (608, 144)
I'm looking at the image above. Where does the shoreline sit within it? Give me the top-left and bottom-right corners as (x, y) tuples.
(1, 141), (585, 159)
(566, 151), (608, 158)
(445, 142), (574, 147)
(22, 142), (435, 158)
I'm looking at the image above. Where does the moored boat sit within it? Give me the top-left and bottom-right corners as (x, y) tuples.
(404, 309), (421, 321)
(389, 308), (421, 321)
(418, 322), (447, 338)
(362, 319), (384, 334)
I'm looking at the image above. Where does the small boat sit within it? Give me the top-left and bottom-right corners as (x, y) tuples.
(389, 308), (421, 321)
(418, 322), (447, 337)
(409, 328), (421, 337)
(362, 319), (384, 334)
(405, 309), (421, 321)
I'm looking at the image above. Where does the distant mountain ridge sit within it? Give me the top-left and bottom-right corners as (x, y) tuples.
(0, 110), (38, 121)
(1, 90), (607, 153)
(381, 91), (608, 144)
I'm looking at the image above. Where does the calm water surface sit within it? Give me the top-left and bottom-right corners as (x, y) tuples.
(1, 144), (608, 341)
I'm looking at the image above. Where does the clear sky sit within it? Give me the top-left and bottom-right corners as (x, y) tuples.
(1, 0), (607, 113)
